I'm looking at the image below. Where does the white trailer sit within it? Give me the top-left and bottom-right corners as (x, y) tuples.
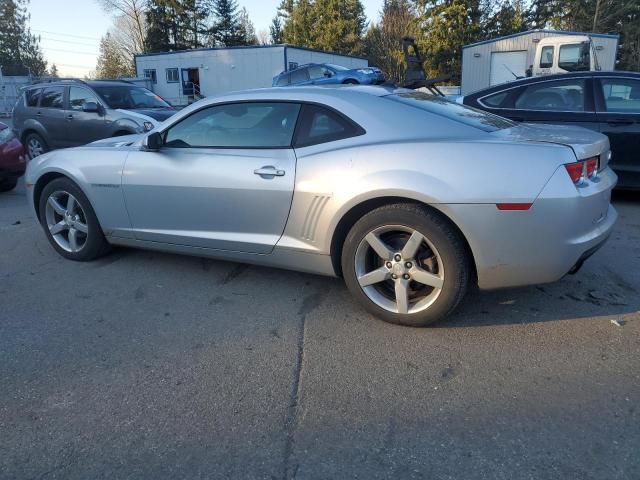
(134, 45), (368, 106)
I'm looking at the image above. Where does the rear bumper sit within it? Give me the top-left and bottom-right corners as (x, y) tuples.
(442, 166), (618, 290)
(0, 139), (26, 180)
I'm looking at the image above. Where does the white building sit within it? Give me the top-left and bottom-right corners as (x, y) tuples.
(134, 45), (368, 106)
(461, 29), (619, 95)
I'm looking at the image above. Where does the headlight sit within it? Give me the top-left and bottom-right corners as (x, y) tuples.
(143, 121), (154, 132)
(0, 128), (14, 143)
(356, 68), (375, 74)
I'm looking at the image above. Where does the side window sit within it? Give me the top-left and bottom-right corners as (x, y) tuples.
(515, 79), (585, 112)
(166, 68), (179, 83)
(276, 74), (290, 86)
(69, 86), (100, 110)
(290, 68), (309, 84)
(480, 91), (510, 108)
(558, 43), (589, 71)
(25, 88), (42, 107)
(600, 78), (640, 112)
(294, 104), (365, 147)
(164, 102), (301, 148)
(308, 65), (332, 80)
(144, 69), (157, 84)
(539, 46), (554, 68)
(40, 87), (64, 109)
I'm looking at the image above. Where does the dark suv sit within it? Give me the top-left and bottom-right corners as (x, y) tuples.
(13, 79), (176, 158)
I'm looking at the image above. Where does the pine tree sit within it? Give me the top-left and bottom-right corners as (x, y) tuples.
(282, 0), (315, 47)
(364, 0), (417, 82)
(311, 0), (367, 55)
(209, 0), (244, 47)
(270, 15), (283, 44)
(49, 63), (59, 77)
(0, 0), (46, 76)
(96, 32), (135, 78)
(238, 6), (257, 45)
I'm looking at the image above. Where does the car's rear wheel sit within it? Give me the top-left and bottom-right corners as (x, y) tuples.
(25, 132), (48, 159)
(38, 178), (110, 261)
(341, 203), (470, 326)
(0, 178), (18, 192)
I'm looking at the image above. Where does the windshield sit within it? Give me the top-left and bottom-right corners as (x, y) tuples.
(388, 91), (516, 132)
(325, 64), (349, 71)
(93, 85), (171, 109)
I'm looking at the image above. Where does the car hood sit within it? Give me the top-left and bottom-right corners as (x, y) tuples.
(86, 133), (144, 148)
(492, 123), (610, 164)
(128, 107), (177, 121)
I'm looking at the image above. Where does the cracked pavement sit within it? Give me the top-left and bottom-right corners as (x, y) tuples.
(1, 181), (639, 479)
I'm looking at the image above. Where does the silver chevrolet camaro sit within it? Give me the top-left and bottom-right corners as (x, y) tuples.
(25, 86), (617, 326)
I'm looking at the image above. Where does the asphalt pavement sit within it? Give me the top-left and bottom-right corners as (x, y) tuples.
(1, 181), (639, 479)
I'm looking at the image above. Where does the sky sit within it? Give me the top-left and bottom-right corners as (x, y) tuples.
(29, 0), (385, 78)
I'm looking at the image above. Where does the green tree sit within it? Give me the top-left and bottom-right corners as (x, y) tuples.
(0, 0), (47, 76)
(209, 0), (244, 46)
(281, 0), (315, 47)
(96, 32), (135, 78)
(311, 0), (367, 54)
(483, 0), (527, 38)
(145, 0), (207, 52)
(363, 0), (417, 82)
(413, 0), (486, 83)
(238, 6), (257, 45)
(49, 63), (59, 77)
(270, 15), (283, 44)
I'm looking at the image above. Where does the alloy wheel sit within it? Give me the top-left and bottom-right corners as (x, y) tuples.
(354, 225), (444, 314)
(28, 138), (44, 158)
(45, 191), (89, 253)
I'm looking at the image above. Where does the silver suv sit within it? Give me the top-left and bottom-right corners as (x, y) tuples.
(13, 79), (176, 158)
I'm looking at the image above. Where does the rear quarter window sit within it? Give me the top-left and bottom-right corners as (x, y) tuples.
(389, 92), (515, 132)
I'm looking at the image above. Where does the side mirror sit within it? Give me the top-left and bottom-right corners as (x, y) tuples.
(82, 101), (99, 113)
(324, 71), (333, 78)
(145, 131), (163, 151)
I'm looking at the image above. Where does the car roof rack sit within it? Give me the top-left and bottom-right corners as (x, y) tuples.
(400, 37), (449, 97)
(29, 78), (90, 87)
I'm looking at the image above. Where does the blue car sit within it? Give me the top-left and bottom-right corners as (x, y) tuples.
(272, 63), (385, 87)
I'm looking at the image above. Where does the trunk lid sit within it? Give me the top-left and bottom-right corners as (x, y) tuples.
(491, 123), (610, 168)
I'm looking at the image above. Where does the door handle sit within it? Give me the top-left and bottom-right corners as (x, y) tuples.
(66, 114), (74, 120)
(254, 166), (285, 177)
(35, 111), (42, 117)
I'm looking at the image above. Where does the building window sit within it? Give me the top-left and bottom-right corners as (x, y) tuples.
(144, 69), (157, 84)
(166, 68), (179, 83)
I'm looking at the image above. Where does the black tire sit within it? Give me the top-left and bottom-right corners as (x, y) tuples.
(0, 178), (18, 192)
(341, 203), (470, 327)
(25, 132), (49, 159)
(38, 177), (111, 261)
(342, 79), (359, 85)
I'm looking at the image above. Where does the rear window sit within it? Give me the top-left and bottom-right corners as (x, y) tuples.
(388, 92), (515, 132)
(25, 88), (42, 107)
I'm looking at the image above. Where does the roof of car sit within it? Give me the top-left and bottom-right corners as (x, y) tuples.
(25, 79), (133, 89)
(467, 70), (640, 97)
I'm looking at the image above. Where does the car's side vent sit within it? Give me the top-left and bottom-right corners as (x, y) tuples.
(301, 195), (330, 242)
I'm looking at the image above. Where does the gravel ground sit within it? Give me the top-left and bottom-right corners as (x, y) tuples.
(1, 181), (639, 480)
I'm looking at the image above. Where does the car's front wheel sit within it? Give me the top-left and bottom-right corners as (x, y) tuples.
(341, 203), (470, 326)
(38, 178), (111, 261)
(25, 132), (48, 159)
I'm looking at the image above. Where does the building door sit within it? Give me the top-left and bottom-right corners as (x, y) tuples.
(181, 68), (200, 96)
(490, 51), (527, 86)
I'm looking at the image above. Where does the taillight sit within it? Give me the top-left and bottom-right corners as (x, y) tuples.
(565, 162), (584, 185)
(585, 157), (598, 178)
(565, 156), (600, 185)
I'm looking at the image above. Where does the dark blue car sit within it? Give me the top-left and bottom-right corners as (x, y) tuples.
(273, 63), (385, 87)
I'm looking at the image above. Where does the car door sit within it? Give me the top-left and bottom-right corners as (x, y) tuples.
(65, 86), (107, 146)
(308, 65), (335, 85)
(594, 76), (640, 186)
(476, 77), (598, 131)
(122, 101), (301, 254)
(37, 86), (69, 148)
(289, 67), (311, 86)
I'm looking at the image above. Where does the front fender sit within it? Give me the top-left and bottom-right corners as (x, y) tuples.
(26, 148), (133, 238)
